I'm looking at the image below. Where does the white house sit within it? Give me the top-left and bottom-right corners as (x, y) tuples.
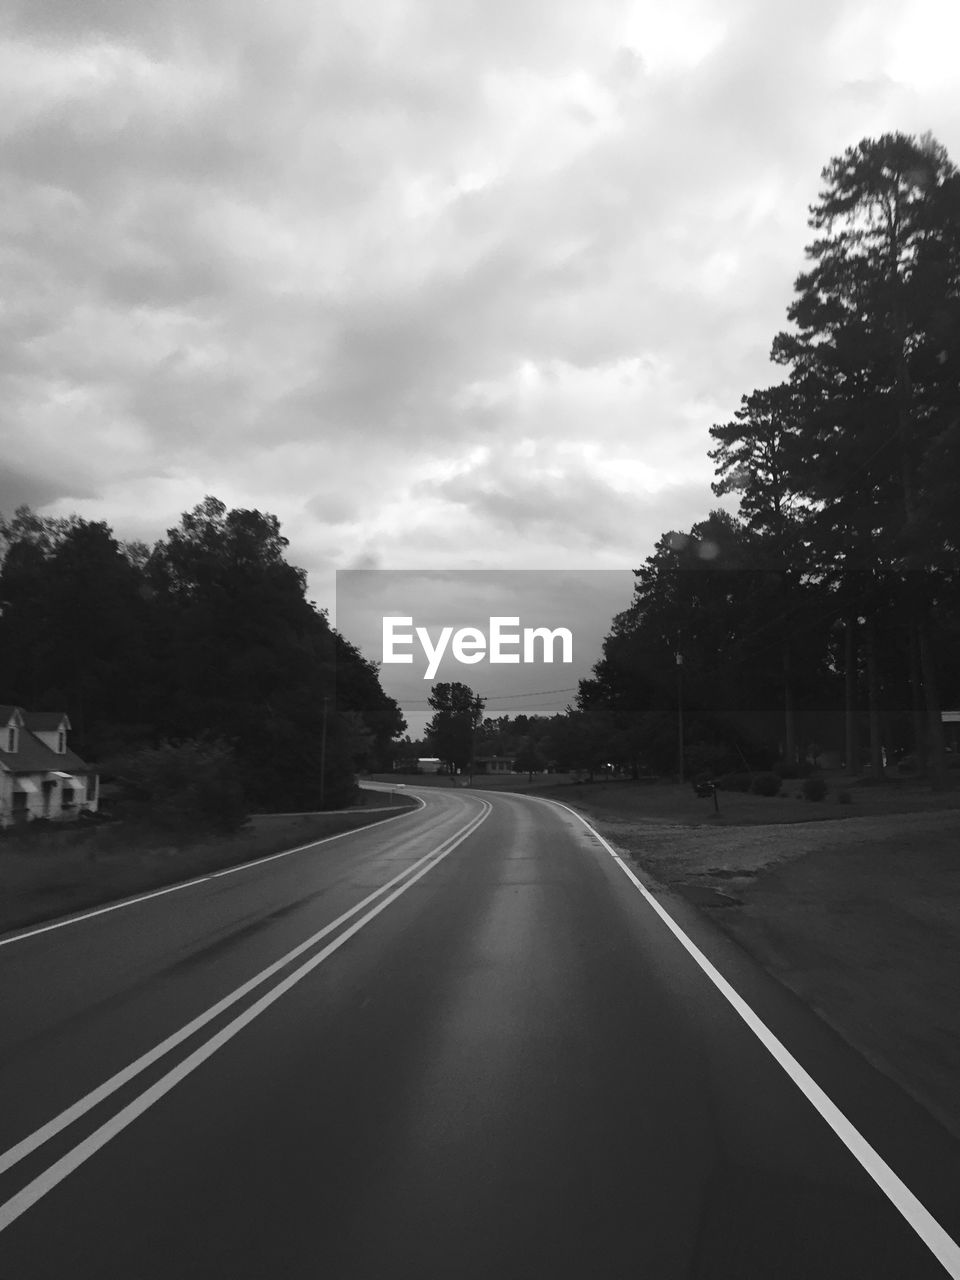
(0, 706), (99, 828)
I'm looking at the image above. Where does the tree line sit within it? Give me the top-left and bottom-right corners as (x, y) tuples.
(0, 496), (405, 814)
(580, 132), (960, 787)
(402, 698), (636, 781)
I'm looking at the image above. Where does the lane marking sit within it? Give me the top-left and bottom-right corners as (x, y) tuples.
(0, 796), (426, 948)
(530, 794), (960, 1280)
(0, 798), (491, 1232)
(0, 798), (488, 1183)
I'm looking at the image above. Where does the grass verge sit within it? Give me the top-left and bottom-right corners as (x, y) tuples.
(0, 793), (419, 936)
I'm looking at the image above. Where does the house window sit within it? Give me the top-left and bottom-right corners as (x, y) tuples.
(58, 730), (65, 753)
(6, 727), (15, 752)
(62, 787), (76, 808)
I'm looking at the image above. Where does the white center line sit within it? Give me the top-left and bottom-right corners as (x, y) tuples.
(0, 798), (488, 1187)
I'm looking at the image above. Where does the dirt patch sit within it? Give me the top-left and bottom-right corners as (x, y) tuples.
(579, 805), (960, 1142)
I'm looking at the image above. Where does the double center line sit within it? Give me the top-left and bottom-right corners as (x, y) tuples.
(0, 796), (491, 1233)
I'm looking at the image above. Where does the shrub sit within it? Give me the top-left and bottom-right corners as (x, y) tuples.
(110, 738), (248, 835)
(715, 771), (753, 793)
(802, 776), (828, 802)
(751, 771), (781, 797)
(837, 789), (852, 804)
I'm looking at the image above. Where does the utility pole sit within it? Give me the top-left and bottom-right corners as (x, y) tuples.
(320, 695), (329, 810)
(676, 652), (684, 784)
(468, 697), (482, 787)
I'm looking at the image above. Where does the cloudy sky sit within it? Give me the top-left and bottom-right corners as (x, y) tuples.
(3, 0), (959, 693)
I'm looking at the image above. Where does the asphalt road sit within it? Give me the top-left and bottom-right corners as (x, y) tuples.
(2, 785), (959, 1278)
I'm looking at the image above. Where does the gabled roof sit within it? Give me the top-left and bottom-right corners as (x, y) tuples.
(0, 733), (92, 775)
(23, 711), (71, 732)
(0, 705), (92, 775)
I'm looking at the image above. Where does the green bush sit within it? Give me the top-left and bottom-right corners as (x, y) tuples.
(751, 771), (781, 797)
(802, 775), (828, 802)
(110, 738), (248, 834)
(837, 789), (852, 804)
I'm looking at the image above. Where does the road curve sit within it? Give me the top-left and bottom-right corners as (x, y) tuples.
(1, 784), (959, 1278)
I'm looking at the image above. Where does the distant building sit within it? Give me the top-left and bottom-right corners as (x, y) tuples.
(0, 707), (99, 828)
(392, 756), (444, 774)
(943, 710), (960, 752)
(473, 755), (515, 774)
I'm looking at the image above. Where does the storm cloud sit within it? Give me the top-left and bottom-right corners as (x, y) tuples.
(1, 0), (957, 616)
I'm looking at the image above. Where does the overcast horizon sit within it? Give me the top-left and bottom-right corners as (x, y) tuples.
(3, 1), (959, 656)
(336, 568), (639, 736)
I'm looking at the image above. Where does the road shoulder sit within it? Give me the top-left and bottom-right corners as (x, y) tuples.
(577, 805), (960, 1143)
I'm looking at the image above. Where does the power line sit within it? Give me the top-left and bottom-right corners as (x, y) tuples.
(397, 686), (579, 706)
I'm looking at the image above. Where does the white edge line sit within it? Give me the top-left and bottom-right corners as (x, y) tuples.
(0, 796), (483, 1179)
(0, 796), (426, 947)
(527, 793), (960, 1279)
(0, 798), (491, 1233)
